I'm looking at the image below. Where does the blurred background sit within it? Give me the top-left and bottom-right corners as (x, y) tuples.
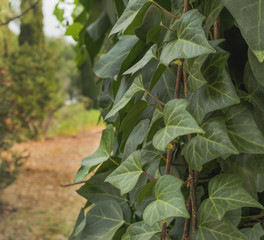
(0, 0), (104, 239)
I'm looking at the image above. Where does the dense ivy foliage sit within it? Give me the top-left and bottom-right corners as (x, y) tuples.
(61, 0), (264, 239)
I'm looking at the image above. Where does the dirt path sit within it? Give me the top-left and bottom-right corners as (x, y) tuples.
(0, 128), (102, 240)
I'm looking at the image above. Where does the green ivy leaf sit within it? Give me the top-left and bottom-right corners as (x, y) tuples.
(224, 102), (264, 154)
(74, 125), (114, 182)
(138, 180), (156, 205)
(141, 142), (162, 165)
(105, 151), (143, 195)
(188, 48), (240, 124)
(202, 0), (223, 36)
(94, 36), (139, 78)
(87, 12), (111, 41)
(193, 206), (248, 240)
(143, 175), (189, 226)
(69, 208), (85, 240)
(124, 45), (158, 75)
(248, 49), (264, 86)
(241, 223), (264, 240)
(220, 154), (264, 198)
(110, 0), (151, 36)
(153, 99), (204, 152)
(53, 3), (64, 23)
(183, 54), (208, 92)
(123, 119), (150, 160)
(122, 221), (161, 240)
(222, 0), (264, 62)
(105, 75), (145, 119)
(77, 172), (127, 204)
(200, 174), (263, 221)
(183, 117), (238, 170)
(81, 200), (125, 240)
(160, 10), (215, 65)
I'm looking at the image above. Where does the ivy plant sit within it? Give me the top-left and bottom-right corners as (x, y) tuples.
(57, 0), (264, 239)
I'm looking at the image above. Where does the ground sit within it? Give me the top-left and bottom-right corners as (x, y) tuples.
(0, 128), (102, 240)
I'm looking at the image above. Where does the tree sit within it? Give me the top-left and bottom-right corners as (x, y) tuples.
(61, 1), (264, 239)
(19, 0), (44, 46)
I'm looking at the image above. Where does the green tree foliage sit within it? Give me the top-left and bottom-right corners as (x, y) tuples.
(19, 0), (44, 46)
(7, 44), (63, 138)
(0, 0), (15, 58)
(61, 0), (264, 239)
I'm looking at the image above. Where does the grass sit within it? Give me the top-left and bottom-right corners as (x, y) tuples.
(47, 103), (104, 137)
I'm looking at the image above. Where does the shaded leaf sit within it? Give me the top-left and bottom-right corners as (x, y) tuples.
(188, 48), (240, 124)
(153, 99), (204, 152)
(203, 0), (224, 36)
(143, 175), (189, 226)
(69, 208), (85, 240)
(160, 10), (215, 65)
(87, 12), (111, 41)
(124, 45), (158, 75)
(222, 0), (264, 62)
(77, 172), (127, 204)
(193, 207), (247, 240)
(94, 36), (139, 78)
(138, 180), (156, 205)
(200, 174), (263, 221)
(105, 151), (143, 195)
(81, 200), (125, 240)
(106, 75), (145, 119)
(183, 117), (238, 170)
(110, 0), (151, 36)
(220, 154), (264, 198)
(241, 223), (264, 240)
(122, 221), (161, 240)
(123, 119), (150, 160)
(74, 125), (114, 182)
(141, 142), (162, 166)
(224, 102), (264, 154)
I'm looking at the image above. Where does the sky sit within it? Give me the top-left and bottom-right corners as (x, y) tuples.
(9, 0), (75, 43)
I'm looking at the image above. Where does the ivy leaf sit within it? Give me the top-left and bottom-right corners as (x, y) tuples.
(110, 0), (151, 36)
(69, 208), (85, 240)
(105, 151), (143, 195)
(87, 12), (111, 41)
(120, 100), (149, 148)
(183, 54), (208, 92)
(183, 118), (238, 170)
(138, 180), (156, 205)
(160, 10), (215, 65)
(188, 48), (240, 124)
(77, 172), (127, 204)
(224, 102), (264, 154)
(81, 200), (125, 240)
(193, 205), (248, 240)
(123, 119), (150, 160)
(220, 154), (264, 198)
(105, 75), (145, 119)
(123, 45), (158, 75)
(248, 49), (264, 86)
(200, 174), (263, 221)
(153, 99), (204, 152)
(74, 125), (114, 182)
(94, 36), (139, 78)
(203, 0), (224, 36)
(143, 175), (189, 227)
(222, 0), (264, 62)
(241, 223), (264, 240)
(122, 221), (161, 240)
(141, 142), (162, 166)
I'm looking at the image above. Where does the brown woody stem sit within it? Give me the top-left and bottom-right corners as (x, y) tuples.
(143, 171), (158, 181)
(144, 90), (166, 106)
(182, 197), (192, 240)
(214, 16), (220, 40)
